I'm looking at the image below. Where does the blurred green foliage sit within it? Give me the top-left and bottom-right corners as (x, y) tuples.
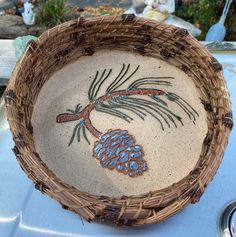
(176, 0), (236, 41)
(36, 0), (73, 29)
(176, 0), (218, 40)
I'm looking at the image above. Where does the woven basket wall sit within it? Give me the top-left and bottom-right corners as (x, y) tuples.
(4, 14), (233, 226)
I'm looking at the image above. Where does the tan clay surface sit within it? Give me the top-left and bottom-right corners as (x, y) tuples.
(32, 50), (208, 197)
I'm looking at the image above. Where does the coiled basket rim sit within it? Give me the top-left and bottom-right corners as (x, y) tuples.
(4, 14), (233, 226)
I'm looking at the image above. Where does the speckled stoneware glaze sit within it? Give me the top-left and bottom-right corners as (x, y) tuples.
(32, 50), (207, 196)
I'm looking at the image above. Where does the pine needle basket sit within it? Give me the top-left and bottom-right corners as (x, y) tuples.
(4, 15), (234, 227)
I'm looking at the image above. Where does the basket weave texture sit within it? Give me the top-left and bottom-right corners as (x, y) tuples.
(4, 14), (233, 226)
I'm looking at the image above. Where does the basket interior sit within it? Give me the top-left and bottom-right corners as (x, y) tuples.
(31, 49), (208, 196)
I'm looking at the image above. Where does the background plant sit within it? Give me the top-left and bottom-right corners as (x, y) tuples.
(36, 0), (73, 29)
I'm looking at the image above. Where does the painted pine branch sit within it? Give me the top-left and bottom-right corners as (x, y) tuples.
(56, 63), (199, 177)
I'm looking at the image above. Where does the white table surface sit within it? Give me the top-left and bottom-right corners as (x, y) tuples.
(0, 45), (235, 237)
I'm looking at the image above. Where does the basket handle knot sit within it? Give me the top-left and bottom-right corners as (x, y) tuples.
(223, 111), (234, 130)
(35, 181), (49, 194)
(121, 13), (136, 22)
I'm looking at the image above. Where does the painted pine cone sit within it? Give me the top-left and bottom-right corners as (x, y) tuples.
(93, 129), (148, 177)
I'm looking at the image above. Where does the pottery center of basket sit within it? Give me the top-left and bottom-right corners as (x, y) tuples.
(32, 49), (207, 197)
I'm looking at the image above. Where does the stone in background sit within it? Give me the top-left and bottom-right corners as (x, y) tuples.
(0, 15), (39, 39)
